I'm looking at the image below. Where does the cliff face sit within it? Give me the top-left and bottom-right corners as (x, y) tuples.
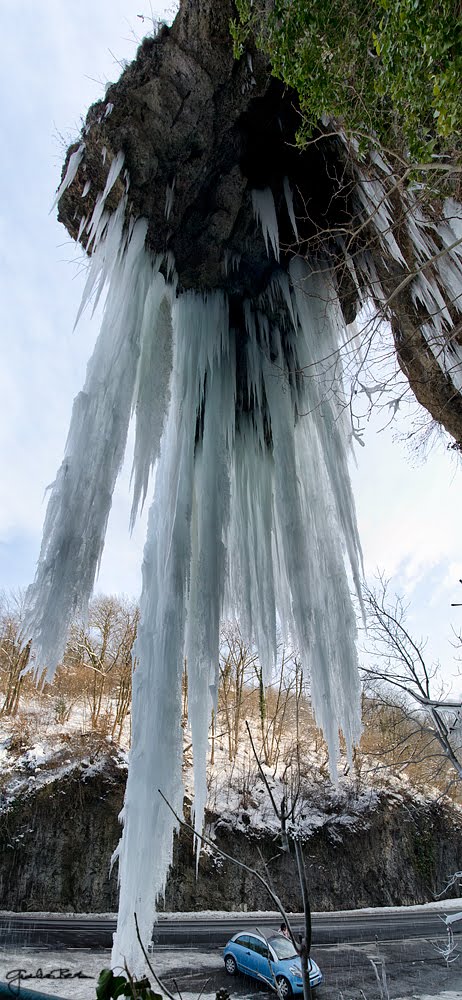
(54, 0), (462, 448)
(0, 752), (124, 912)
(166, 793), (462, 912)
(0, 750), (460, 913)
(57, 0), (359, 306)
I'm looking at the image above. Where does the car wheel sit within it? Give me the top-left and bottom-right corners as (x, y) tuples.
(224, 955), (237, 975)
(276, 976), (292, 999)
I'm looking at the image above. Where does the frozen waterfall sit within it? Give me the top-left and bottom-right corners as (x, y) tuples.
(24, 165), (364, 969)
(22, 0), (462, 962)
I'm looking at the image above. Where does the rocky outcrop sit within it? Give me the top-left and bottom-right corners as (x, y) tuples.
(0, 748), (460, 913)
(55, 0), (462, 446)
(0, 746), (124, 912)
(57, 1), (360, 306)
(166, 796), (462, 912)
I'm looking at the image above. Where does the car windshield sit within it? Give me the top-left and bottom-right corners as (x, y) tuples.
(268, 936), (298, 961)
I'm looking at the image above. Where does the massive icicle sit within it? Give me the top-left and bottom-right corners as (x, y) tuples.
(25, 183), (364, 971)
(110, 249), (363, 970)
(23, 211), (153, 677)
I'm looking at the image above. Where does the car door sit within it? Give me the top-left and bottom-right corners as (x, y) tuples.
(245, 935), (272, 985)
(232, 935), (253, 974)
(252, 937), (273, 986)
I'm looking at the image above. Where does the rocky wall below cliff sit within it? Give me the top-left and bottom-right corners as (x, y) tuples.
(0, 742), (460, 913)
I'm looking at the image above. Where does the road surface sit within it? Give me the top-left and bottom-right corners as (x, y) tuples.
(0, 906), (460, 949)
(0, 909), (460, 999)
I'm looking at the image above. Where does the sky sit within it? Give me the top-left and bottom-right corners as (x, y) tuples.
(0, 2), (461, 692)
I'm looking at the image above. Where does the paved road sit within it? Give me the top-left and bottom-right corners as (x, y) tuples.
(155, 938), (462, 1000)
(0, 907), (459, 949)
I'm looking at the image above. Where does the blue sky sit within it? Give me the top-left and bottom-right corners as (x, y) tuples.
(0, 2), (461, 691)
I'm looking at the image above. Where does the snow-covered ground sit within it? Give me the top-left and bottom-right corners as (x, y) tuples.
(2, 703), (460, 847)
(417, 995), (461, 999)
(0, 946), (225, 1000)
(0, 941), (460, 1000)
(1, 900), (461, 922)
(158, 900), (462, 918)
(0, 903), (461, 999)
(0, 708), (128, 817)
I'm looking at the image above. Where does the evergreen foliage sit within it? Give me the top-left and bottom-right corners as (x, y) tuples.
(231, 0), (462, 161)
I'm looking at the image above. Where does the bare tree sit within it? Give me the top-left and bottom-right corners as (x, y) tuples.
(252, 647), (300, 768)
(0, 590), (32, 717)
(159, 782), (314, 1000)
(359, 580), (462, 785)
(244, 721), (312, 1000)
(111, 604), (139, 742)
(219, 622), (258, 760)
(69, 595), (138, 733)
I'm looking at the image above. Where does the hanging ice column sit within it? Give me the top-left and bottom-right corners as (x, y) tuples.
(113, 191), (361, 963)
(111, 246), (363, 969)
(24, 157), (363, 968)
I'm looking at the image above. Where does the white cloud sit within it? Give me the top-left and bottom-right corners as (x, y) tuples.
(351, 406), (461, 585)
(350, 408), (462, 686)
(0, 1), (170, 583)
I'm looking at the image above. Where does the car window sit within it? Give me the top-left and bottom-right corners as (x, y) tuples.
(268, 936), (298, 960)
(235, 935), (268, 955)
(247, 936), (263, 953)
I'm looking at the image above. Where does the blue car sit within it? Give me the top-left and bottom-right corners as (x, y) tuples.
(223, 931), (323, 996)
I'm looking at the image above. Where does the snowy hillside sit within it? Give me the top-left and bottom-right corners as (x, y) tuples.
(0, 696), (461, 917)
